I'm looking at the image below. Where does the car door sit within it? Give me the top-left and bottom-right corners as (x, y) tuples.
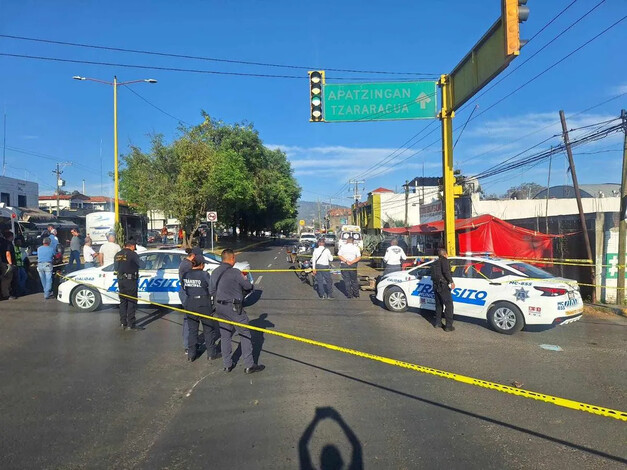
(449, 259), (490, 319)
(407, 264), (436, 311)
(136, 252), (169, 305)
(159, 253), (187, 304)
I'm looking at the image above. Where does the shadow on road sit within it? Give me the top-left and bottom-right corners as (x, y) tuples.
(299, 406), (363, 470)
(249, 313), (275, 364)
(264, 348), (626, 465)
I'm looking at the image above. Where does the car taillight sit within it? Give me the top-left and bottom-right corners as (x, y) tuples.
(534, 286), (567, 296)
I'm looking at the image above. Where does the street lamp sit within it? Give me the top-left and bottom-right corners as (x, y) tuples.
(72, 75), (157, 224)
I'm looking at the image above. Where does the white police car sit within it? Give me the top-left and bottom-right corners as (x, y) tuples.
(57, 249), (253, 312)
(376, 256), (583, 334)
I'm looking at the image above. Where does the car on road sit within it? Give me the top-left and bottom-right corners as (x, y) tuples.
(57, 249), (253, 312)
(376, 256), (583, 334)
(299, 232), (317, 244)
(323, 233), (336, 245)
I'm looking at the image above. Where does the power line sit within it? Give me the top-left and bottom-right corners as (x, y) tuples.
(121, 85), (190, 125)
(6, 146), (100, 173)
(0, 34), (438, 77)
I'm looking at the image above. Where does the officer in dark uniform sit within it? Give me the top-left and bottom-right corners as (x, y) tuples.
(114, 239), (144, 331)
(182, 254), (221, 362)
(209, 249), (264, 374)
(431, 247), (455, 332)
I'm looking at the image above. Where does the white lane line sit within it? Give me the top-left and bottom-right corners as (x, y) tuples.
(255, 275), (263, 285)
(267, 263), (272, 268)
(274, 256), (278, 260)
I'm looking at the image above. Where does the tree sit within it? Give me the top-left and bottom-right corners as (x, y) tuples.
(119, 115), (300, 244)
(504, 182), (544, 200)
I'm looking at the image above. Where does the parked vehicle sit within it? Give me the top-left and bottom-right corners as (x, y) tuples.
(336, 225), (363, 255)
(86, 212), (147, 246)
(376, 256), (583, 334)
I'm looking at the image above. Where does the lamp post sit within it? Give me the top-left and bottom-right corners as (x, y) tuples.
(72, 75), (157, 224)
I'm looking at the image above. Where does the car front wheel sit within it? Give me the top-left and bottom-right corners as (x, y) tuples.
(71, 285), (102, 312)
(487, 301), (524, 334)
(384, 286), (408, 312)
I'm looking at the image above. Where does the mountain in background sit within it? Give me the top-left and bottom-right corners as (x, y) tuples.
(297, 200), (348, 226)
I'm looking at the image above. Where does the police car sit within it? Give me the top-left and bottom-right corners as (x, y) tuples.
(375, 256), (583, 334)
(57, 249), (253, 312)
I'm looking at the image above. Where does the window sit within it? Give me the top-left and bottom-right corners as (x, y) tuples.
(139, 253), (163, 270)
(161, 253), (185, 270)
(0, 192), (10, 205)
(18, 195), (27, 207)
(507, 262), (554, 279)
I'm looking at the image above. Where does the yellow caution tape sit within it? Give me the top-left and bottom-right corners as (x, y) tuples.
(56, 273), (627, 422)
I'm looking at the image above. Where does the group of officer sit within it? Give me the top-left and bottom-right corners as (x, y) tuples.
(113, 239), (264, 374)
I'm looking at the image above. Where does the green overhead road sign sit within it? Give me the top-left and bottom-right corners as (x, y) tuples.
(322, 81), (437, 122)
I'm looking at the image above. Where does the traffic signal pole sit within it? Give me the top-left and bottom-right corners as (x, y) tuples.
(439, 74), (456, 255)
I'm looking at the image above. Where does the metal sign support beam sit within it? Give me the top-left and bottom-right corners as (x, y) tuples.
(439, 74), (456, 255)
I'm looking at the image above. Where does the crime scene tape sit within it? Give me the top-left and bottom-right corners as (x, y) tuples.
(56, 273), (627, 422)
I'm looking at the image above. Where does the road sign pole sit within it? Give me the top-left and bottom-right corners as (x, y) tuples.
(211, 221), (214, 253)
(439, 74), (456, 256)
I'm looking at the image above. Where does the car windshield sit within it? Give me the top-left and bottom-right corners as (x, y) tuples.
(507, 262), (554, 279)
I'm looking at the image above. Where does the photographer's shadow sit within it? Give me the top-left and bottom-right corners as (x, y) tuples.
(299, 407), (363, 470)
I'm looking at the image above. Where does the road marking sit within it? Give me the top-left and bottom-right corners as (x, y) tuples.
(255, 275), (263, 285)
(267, 264), (272, 268)
(56, 272), (627, 422)
(274, 256), (278, 260)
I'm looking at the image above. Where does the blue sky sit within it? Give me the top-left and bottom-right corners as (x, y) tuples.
(1, 0), (625, 204)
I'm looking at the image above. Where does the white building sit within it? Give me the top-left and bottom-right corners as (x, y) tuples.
(0, 175), (39, 208)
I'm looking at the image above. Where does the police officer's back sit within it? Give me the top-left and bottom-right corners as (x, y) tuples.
(209, 249), (263, 374)
(114, 239), (143, 330)
(431, 248), (455, 331)
(182, 255), (220, 362)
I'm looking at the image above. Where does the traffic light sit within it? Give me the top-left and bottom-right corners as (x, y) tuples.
(308, 70), (325, 122)
(503, 0), (530, 56)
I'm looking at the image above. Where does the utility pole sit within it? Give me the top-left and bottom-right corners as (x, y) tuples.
(439, 74), (456, 255)
(317, 198), (321, 232)
(617, 109), (627, 304)
(348, 179), (364, 225)
(53, 162), (72, 217)
(559, 110), (595, 301)
(2, 112), (6, 177)
(403, 180), (409, 226)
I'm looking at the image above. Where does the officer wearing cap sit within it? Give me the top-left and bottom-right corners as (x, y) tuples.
(178, 246), (207, 355)
(182, 254), (221, 362)
(114, 238), (144, 331)
(209, 248), (264, 374)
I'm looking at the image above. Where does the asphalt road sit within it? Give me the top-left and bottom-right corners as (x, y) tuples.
(1, 239), (625, 469)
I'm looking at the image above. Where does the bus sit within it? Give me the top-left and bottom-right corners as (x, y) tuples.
(86, 212), (147, 246)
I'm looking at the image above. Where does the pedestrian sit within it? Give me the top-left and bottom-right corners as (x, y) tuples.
(0, 231), (15, 300)
(431, 247), (456, 332)
(113, 238), (144, 331)
(337, 236), (361, 299)
(14, 238), (29, 295)
(161, 226), (168, 244)
(312, 238), (334, 299)
(4, 231), (19, 299)
(383, 238), (407, 276)
(199, 228), (207, 249)
(209, 249), (264, 374)
(68, 228), (82, 271)
(178, 248), (195, 355)
(177, 227), (183, 245)
(36, 237), (55, 299)
(182, 254), (221, 362)
(48, 227), (59, 253)
(99, 233), (121, 267)
(82, 237), (98, 268)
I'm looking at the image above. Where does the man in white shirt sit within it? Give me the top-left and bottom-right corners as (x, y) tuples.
(312, 238), (335, 299)
(98, 233), (121, 267)
(383, 238), (407, 276)
(337, 236), (361, 298)
(82, 237), (98, 268)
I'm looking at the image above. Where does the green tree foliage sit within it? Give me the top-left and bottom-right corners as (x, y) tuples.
(120, 116), (300, 244)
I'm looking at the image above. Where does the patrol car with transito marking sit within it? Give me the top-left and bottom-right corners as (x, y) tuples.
(376, 256), (583, 334)
(57, 249), (253, 312)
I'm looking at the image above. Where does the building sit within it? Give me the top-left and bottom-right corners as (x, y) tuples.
(327, 208), (351, 233)
(0, 175), (39, 208)
(39, 192), (129, 215)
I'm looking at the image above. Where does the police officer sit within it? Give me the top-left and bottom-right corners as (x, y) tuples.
(337, 236), (361, 299)
(312, 238), (335, 299)
(209, 249), (264, 374)
(383, 238), (407, 276)
(114, 238), (144, 331)
(178, 248), (195, 354)
(431, 247), (455, 332)
(182, 254), (221, 362)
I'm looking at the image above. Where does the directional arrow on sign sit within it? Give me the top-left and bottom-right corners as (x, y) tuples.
(415, 92), (432, 110)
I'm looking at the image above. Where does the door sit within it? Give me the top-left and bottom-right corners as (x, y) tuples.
(407, 263), (436, 311)
(159, 253), (187, 304)
(136, 252), (169, 304)
(449, 259), (491, 319)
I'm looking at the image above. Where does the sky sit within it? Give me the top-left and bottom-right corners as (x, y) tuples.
(0, 0), (625, 205)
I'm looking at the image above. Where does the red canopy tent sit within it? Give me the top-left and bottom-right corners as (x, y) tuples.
(383, 214), (560, 261)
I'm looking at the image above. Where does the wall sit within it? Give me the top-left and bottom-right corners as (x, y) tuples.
(472, 197), (620, 221)
(0, 176), (39, 208)
(602, 227), (624, 304)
